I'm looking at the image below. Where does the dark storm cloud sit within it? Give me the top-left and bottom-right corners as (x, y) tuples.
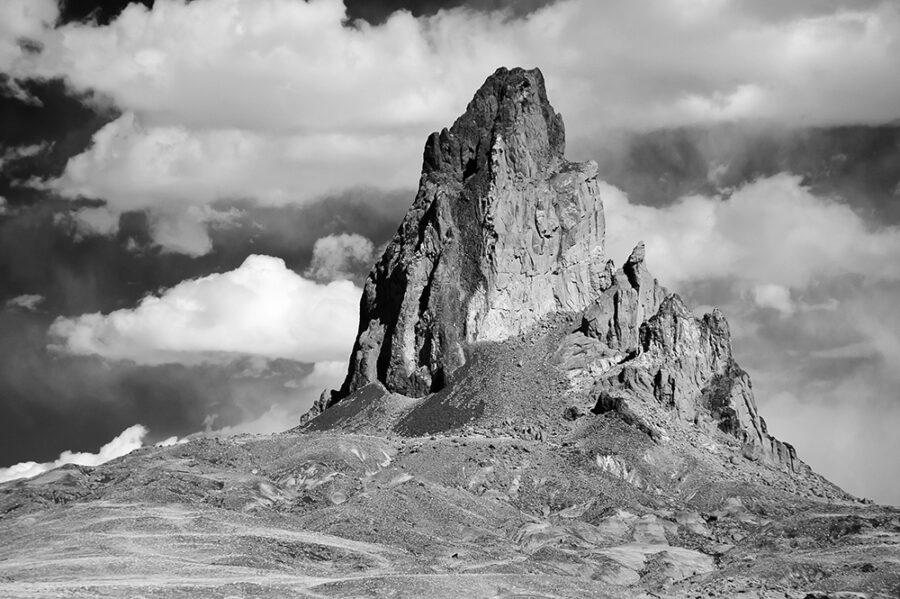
(54, 0), (556, 27)
(56, 0), (153, 26)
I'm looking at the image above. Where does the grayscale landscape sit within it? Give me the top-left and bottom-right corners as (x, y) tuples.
(4, 2), (900, 598)
(2, 66), (898, 599)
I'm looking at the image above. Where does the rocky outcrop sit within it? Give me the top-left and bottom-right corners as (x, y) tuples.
(581, 242), (667, 355)
(337, 67), (606, 399)
(316, 65), (805, 476)
(595, 295), (805, 472)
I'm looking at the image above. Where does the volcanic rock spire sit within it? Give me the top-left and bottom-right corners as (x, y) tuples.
(338, 67), (607, 398)
(312, 65), (805, 474)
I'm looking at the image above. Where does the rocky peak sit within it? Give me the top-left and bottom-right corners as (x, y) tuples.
(313, 66), (806, 475)
(591, 293), (804, 472)
(423, 67), (565, 184)
(335, 67), (606, 399)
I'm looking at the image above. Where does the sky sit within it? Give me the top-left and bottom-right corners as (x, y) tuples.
(0, 0), (899, 504)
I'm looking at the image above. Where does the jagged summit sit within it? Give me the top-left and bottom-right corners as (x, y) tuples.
(309, 66), (804, 475)
(337, 67), (606, 399)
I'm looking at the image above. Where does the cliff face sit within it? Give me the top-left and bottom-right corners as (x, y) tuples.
(338, 68), (606, 398)
(589, 291), (803, 472)
(322, 66), (803, 474)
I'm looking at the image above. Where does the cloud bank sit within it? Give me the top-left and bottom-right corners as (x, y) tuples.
(50, 254), (361, 365)
(0, 424), (146, 483)
(5, 0), (900, 253)
(604, 173), (900, 294)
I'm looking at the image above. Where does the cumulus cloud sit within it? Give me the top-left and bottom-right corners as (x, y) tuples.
(67, 206), (120, 239)
(305, 233), (376, 283)
(751, 284), (795, 315)
(0, 0), (57, 74)
(28, 0), (900, 134)
(3, 0), (896, 254)
(49, 112), (419, 208)
(603, 173), (900, 288)
(49, 254), (361, 365)
(0, 424), (147, 484)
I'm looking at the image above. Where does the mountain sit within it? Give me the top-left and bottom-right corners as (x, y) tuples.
(1, 67), (898, 599)
(307, 67), (804, 475)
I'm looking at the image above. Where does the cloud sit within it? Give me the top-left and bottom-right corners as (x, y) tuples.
(762, 377), (900, 505)
(751, 284), (794, 315)
(603, 173), (900, 288)
(68, 206), (120, 239)
(49, 254), (361, 365)
(5, 294), (44, 311)
(0, 0), (57, 73)
(0, 143), (48, 171)
(305, 233), (376, 283)
(28, 0), (900, 134)
(0, 424), (146, 484)
(48, 112), (420, 208)
(2, 0), (895, 254)
(148, 206), (215, 257)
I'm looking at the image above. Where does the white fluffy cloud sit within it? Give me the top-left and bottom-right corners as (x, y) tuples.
(49, 254), (361, 365)
(28, 0), (900, 134)
(50, 112), (421, 208)
(5, 294), (44, 311)
(0, 0), (56, 74)
(0, 424), (147, 483)
(5, 0), (899, 254)
(603, 173), (900, 289)
(305, 233), (376, 282)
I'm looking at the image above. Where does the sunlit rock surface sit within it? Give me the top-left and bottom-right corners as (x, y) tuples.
(339, 67), (606, 398)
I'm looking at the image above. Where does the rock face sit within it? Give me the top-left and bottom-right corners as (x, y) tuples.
(581, 242), (667, 355)
(338, 67), (606, 399)
(593, 294), (804, 472)
(323, 65), (803, 474)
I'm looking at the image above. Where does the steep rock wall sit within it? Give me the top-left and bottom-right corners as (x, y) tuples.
(337, 67), (606, 398)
